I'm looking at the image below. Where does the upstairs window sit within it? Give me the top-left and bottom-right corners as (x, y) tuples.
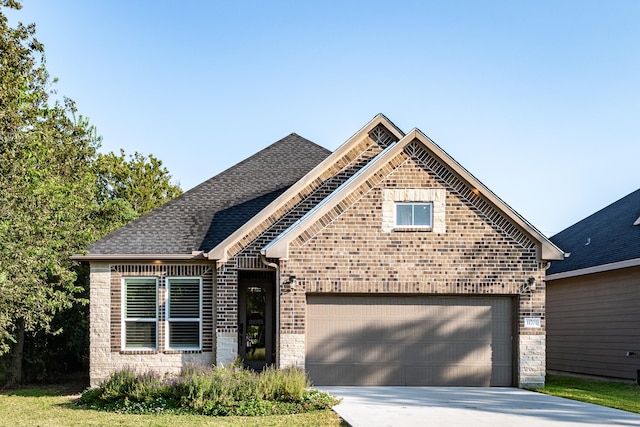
(167, 277), (202, 350)
(395, 202), (433, 228)
(123, 278), (158, 350)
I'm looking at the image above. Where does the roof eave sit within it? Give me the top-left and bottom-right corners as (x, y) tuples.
(546, 258), (640, 280)
(207, 114), (405, 262)
(71, 252), (208, 262)
(410, 129), (565, 261)
(263, 137), (407, 259)
(264, 128), (565, 262)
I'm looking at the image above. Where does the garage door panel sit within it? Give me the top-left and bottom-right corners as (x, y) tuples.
(308, 339), (401, 363)
(406, 365), (492, 386)
(402, 342), (491, 363)
(306, 295), (513, 386)
(307, 363), (407, 386)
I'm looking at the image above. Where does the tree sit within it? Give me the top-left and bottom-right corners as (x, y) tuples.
(0, 1), (100, 384)
(0, 2), (182, 384)
(95, 149), (182, 218)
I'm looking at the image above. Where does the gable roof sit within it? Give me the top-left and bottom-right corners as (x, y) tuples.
(547, 188), (640, 278)
(74, 114), (564, 264)
(206, 113), (405, 262)
(74, 133), (331, 260)
(260, 128), (564, 261)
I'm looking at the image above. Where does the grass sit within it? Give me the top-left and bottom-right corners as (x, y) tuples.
(0, 383), (345, 427)
(534, 375), (640, 414)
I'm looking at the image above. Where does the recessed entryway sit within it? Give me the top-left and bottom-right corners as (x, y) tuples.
(238, 271), (276, 370)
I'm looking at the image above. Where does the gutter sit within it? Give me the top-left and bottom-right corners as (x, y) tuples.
(70, 252), (209, 262)
(546, 258), (640, 281)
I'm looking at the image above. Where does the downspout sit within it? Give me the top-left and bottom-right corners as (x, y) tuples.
(259, 250), (280, 368)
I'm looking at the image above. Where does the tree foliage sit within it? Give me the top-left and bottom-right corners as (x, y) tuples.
(0, 2), (182, 384)
(96, 150), (182, 217)
(0, 1), (98, 371)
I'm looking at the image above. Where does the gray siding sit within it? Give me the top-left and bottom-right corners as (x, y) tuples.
(547, 266), (640, 380)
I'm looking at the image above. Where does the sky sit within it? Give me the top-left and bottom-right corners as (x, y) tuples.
(5, 1), (639, 237)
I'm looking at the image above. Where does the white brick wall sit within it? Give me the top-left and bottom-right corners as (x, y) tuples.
(216, 332), (238, 366)
(89, 263), (111, 387)
(91, 352), (213, 387)
(519, 334), (546, 387)
(89, 263), (214, 387)
(279, 333), (305, 368)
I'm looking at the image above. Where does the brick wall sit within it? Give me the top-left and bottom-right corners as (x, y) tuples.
(279, 143), (546, 386)
(212, 132), (546, 386)
(214, 132), (391, 355)
(89, 262), (215, 387)
(91, 127), (547, 387)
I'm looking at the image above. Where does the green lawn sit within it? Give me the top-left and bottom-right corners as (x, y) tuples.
(0, 384), (345, 427)
(535, 375), (640, 414)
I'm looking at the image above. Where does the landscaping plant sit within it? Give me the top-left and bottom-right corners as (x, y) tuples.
(77, 364), (340, 417)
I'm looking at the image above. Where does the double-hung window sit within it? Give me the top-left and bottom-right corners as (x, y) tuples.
(166, 277), (202, 351)
(395, 202), (433, 228)
(123, 278), (158, 350)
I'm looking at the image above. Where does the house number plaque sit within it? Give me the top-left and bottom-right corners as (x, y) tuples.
(524, 317), (541, 328)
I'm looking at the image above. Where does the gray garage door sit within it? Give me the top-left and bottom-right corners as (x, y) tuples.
(306, 295), (514, 386)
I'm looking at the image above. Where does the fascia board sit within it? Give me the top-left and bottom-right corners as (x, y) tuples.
(546, 258), (640, 281)
(410, 129), (564, 261)
(265, 128), (564, 261)
(207, 114), (404, 261)
(263, 134), (411, 259)
(70, 253), (208, 261)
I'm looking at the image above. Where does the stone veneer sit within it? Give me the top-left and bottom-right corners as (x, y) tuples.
(381, 188), (447, 233)
(215, 332), (238, 367)
(89, 262), (215, 387)
(519, 335), (546, 387)
(279, 334), (305, 369)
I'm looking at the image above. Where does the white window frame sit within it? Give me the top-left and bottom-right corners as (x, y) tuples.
(121, 277), (158, 351)
(165, 277), (202, 351)
(394, 202), (434, 228)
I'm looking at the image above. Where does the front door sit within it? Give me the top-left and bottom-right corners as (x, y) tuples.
(238, 271), (275, 370)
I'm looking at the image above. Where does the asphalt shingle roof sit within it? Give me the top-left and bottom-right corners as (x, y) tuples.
(87, 133), (331, 255)
(547, 188), (640, 275)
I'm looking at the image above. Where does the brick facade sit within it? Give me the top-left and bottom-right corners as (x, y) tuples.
(213, 130), (395, 361)
(272, 145), (546, 387)
(89, 121), (552, 388)
(212, 134), (547, 387)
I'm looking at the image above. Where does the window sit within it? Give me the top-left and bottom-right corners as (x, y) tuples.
(395, 202), (433, 228)
(167, 278), (202, 350)
(123, 278), (158, 350)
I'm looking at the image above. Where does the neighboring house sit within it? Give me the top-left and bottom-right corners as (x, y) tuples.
(546, 189), (640, 381)
(73, 114), (564, 388)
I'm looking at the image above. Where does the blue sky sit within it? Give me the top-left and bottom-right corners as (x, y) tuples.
(6, 1), (639, 237)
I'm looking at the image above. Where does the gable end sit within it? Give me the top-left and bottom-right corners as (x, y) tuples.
(406, 141), (537, 251)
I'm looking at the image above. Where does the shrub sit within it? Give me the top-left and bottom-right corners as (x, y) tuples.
(257, 365), (310, 401)
(78, 364), (340, 417)
(99, 367), (139, 402)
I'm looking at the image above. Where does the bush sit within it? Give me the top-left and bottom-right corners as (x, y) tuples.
(78, 364), (340, 417)
(257, 365), (310, 401)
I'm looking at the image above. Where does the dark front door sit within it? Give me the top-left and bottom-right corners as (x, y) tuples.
(238, 271), (275, 370)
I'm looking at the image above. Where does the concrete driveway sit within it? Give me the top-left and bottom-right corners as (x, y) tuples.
(318, 387), (640, 427)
